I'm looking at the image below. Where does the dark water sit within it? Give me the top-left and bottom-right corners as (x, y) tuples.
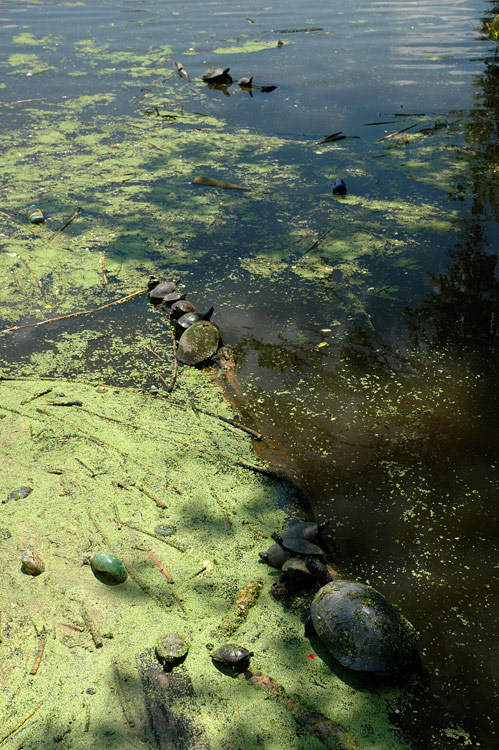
(2, 0), (499, 747)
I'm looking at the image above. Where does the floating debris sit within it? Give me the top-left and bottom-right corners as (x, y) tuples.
(21, 550), (45, 576)
(5, 486), (32, 503)
(192, 176), (251, 191)
(27, 204), (45, 224)
(90, 552), (128, 586)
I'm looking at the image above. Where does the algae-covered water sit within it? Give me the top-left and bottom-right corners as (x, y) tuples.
(1, 1), (499, 748)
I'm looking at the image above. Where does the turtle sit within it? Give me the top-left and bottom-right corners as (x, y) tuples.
(280, 536), (324, 557)
(236, 76), (254, 87)
(281, 521), (320, 544)
(155, 633), (189, 669)
(175, 320), (220, 366)
(211, 644), (253, 673)
(201, 67), (232, 85)
(259, 542), (290, 569)
(310, 577), (418, 673)
(148, 279), (180, 305)
(174, 307), (214, 339)
(170, 299), (197, 321)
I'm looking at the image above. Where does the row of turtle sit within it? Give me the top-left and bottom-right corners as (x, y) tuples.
(201, 67), (277, 92)
(147, 276), (221, 366)
(260, 521), (418, 674)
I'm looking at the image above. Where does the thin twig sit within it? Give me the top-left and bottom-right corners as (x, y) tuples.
(47, 207), (81, 243)
(101, 252), (108, 285)
(113, 662), (135, 727)
(294, 226), (334, 261)
(0, 288), (147, 335)
(375, 123), (417, 142)
(118, 521), (186, 553)
(30, 630), (47, 675)
(0, 702), (43, 744)
(82, 610), (103, 648)
(18, 257), (50, 306)
(235, 706), (247, 750)
(0, 209), (42, 237)
(142, 344), (163, 360)
(138, 546), (174, 583)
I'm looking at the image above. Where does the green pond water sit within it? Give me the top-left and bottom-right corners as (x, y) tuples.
(1, 1), (499, 748)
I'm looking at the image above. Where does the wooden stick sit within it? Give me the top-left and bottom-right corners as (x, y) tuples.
(113, 662), (135, 727)
(59, 622), (85, 632)
(82, 610), (103, 648)
(295, 226), (334, 260)
(142, 344), (163, 360)
(136, 484), (168, 509)
(0, 611), (2, 643)
(0, 702), (43, 744)
(101, 252), (108, 285)
(164, 328), (178, 393)
(0, 288), (147, 334)
(0, 209), (42, 237)
(375, 123), (417, 142)
(118, 521), (186, 553)
(30, 630), (47, 675)
(138, 546), (174, 583)
(47, 207), (81, 242)
(235, 707), (247, 750)
(18, 257), (50, 306)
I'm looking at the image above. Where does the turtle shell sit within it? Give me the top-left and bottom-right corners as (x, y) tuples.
(281, 537), (324, 557)
(281, 557), (315, 577)
(281, 522), (319, 544)
(176, 321), (220, 365)
(211, 644), (252, 671)
(310, 580), (417, 672)
(170, 299), (196, 320)
(155, 633), (189, 667)
(259, 542), (290, 569)
(201, 67), (232, 84)
(148, 281), (177, 303)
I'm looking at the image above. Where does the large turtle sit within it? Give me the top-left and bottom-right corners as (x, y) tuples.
(310, 576), (418, 673)
(201, 67), (232, 85)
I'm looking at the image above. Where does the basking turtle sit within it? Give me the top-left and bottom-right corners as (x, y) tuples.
(211, 644), (253, 673)
(155, 633), (189, 669)
(174, 307), (214, 339)
(259, 542), (290, 569)
(148, 278), (182, 305)
(201, 67), (232, 85)
(170, 299), (197, 321)
(176, 320), (220, 366)
(310, 577), (418, 673)
(236, 76), (254, 87)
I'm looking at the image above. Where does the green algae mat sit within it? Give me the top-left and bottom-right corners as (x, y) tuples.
(0, 374), (411, 750)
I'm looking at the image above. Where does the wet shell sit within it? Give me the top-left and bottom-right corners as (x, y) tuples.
(201, 67), (232, 84)
(155, 633), (189, 666)
(90, 552), (128, 586)
(259, 542), (290, 569)
(176, 321), (220, 365)
(148, 280), (177, 303)
(281, 557), (315, 577)
(281, 537), (324, 557)
(282, 521), (319, 543)
(5, 486), (32, 503)
(211, 644), (253, 671)
(170, 299), (196, 320)
(311, 580), (418, 672)
(21, 550), (45, 576)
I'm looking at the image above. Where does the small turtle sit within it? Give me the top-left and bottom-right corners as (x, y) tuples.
(236, 76), (254, 87)
(282, 557), (315, 578)
(174, 307), (214, 339)
(259, 542), (290, 569)
(170, 299), (197, 320)
(21, 550), (45, 576)
(310, 579), (418, 673)
(201, 67), (232, 85)
(280, 537), (324, 557)
(148, 279), (179, 304)
(155, 633), (189, 668)
(281, 521), (320, 544)
(4, 486), (32, 503)
(211, 644), (253, 672)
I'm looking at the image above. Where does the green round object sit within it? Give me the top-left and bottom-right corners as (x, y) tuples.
(176, 321), (220, 365)
(311, 580), (417, 672)
(155, 633), (189, 666)
(90, 552), (128, 586)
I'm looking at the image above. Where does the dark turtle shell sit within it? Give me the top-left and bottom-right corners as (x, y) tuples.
(170, 299), (196, 320)
(148, 280), (177, 303)
(310, 580), (418, 672)
(281, 537), (324, 557)
(281, 522), (319, 544)
(155, 633), (189, 667)
(237, 76), (253, 87)
(201, 67), (232, 84)
(259, 542), (290, 569)
(281, 557), (315, 577)
(174, 307), (214, 338)
(211, 644), (252, 671)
